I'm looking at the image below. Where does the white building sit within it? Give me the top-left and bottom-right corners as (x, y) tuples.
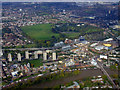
(43, 52), (47, 60)
(104, 38), (113, 41)
(8, 53), (12, 61)
(34, 50), (43, 59)
(100, 55), (107, 59)
(25, 51), (29, 59)
(91, 58), (97, 66)
(95, 45), (104, 51)
(46, 50), (52, 53)
(52, 52), (56, 60)
(17, 53), (21, 61)
(90, 43), (98, 47)
(34, 51), (38, 59)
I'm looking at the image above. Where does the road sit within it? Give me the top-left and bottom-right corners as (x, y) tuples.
(96, 60), (119, 89)
(2, 47), (53, 51)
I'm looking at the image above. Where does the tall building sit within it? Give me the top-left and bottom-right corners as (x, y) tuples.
(25, 51), (29, 59)
(52, 52), (56, 60)
(34, 51), (38, 59)
(34, 51), (43, 59)
(46, 50), (52, 53)
(8, 53), (12, 61)
(17, 53), (21, 61)
(43, 52), (47, 60)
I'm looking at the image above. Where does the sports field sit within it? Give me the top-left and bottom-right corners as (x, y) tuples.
(21, 24), (60, 40)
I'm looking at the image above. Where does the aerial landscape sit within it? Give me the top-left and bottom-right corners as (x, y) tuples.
(0, 1), (120, 89)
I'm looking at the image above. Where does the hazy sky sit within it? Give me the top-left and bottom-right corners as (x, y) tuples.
(1, 0), (119, 2)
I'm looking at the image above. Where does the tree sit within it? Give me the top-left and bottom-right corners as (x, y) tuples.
(73, 70), (81, 75)
(112, 74), (118, 78)
(46, 41), (51, 47)
(110, 65), (117, 70)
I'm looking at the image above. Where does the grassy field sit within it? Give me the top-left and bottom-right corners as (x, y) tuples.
(29, 59), (43, 67)
(21, 24), (60, 40)
(22, 59), (43, 68)
(64, 32), (80, 39)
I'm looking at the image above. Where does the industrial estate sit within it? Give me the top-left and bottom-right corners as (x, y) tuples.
(1, 2), (120, 89)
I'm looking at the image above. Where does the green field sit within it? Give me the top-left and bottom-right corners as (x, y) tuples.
(21, 24), (60, 40)
(22, 59), (43, 68)
(64, 32), (80, 39)
(29, 59), (43, 67)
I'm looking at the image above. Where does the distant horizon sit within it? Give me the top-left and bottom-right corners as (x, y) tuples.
(1, 0), (119, 2)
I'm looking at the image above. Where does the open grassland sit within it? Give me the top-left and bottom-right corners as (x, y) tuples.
(21, 24), (60, 40)
(22, 59), (43, 68)
(63, 32), (80, 39)
(29, 59), (43, 67)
